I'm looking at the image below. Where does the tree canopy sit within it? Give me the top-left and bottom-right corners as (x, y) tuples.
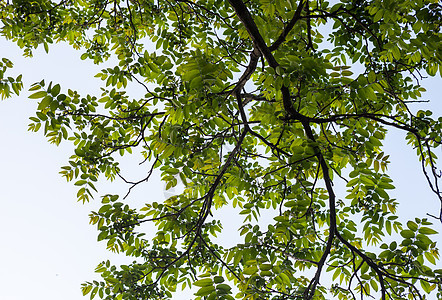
(1, 0), (442, 299)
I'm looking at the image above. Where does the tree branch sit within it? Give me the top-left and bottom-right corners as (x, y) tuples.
(269, 0), (306, 52)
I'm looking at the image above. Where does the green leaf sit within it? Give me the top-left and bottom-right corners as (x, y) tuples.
(189, 76), (203, 90)
(82, 285), (92, 296)
(368, 71), (376, 83)
(74, 180), (87, 186)
(341, 70), (353, 77)
(420, 280), (431, 293)
(373, 10), (383, 22)
(98, 204), (112, 214)
(29, 91), (47, 99)
(243, 266), (258, 275)
(391, 46), (401, 61)
(425, 251), (436, 265)
(194, 278), (213, 287)
(51, 84), (61, 96)
(37, 96), (52, 110)
(213, 276), (224, 284)
(407, 221), (418, 231)
(216, 284), (231, 292)
(259, 263), (272, 271)
(418, 227), (438, 235)
(332, 268), (340, 281)
(400, 230), (415, 239)
(90, 287), (98, 299)
(195, 285), (215, 296)
(370, 279), (378, 292)
(385, 220), (392, 235)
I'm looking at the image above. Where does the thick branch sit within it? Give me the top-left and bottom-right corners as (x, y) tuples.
(228, 2), (338, 298)
(228, 0), (307, 121)
(301, 123), (337, 300)
(269, 0), (306, 52)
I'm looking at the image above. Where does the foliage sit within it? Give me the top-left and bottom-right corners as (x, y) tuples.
(0, 56), (22, 99)
(1, 0), (442, 299)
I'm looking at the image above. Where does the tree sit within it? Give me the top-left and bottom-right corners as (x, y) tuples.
(1, 0), (442, 299)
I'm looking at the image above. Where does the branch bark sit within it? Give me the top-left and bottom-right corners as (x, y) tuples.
(228, 1), (338, 298)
